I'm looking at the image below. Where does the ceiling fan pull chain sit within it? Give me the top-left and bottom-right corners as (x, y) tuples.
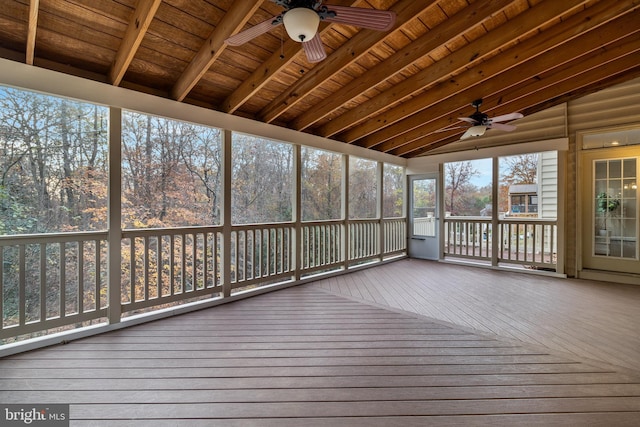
(280, 27), (285, 59)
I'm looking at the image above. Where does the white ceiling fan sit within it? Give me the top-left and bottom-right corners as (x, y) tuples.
(458, 99), (523, 140)
(225, 0), (397, 63)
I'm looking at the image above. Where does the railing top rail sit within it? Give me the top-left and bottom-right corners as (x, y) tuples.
(499, 218), (558, 224)
(445, 216), (492, 222)
(302, 218), (406, 226)
(301, 219), (344, 226)
(122, 225), (224, 237)
(0, 230), (109, 245)
(231, 222), (295, 231)
(348, 218), (382, 224)
(122, 225), (222, 234)
(444, 216), (557, 225)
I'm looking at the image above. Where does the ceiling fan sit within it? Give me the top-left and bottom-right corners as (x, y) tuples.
(458, 99), (523, 140)
(225, 0), (397, 63)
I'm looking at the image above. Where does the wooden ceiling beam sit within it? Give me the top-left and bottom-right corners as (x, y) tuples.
(290, 0), (512, 132)
(360, 0), (637, 151)
(395, 35), (640, 157)
(318, 0), (592, 141)
(171, 1), (263, 102)
(393, 20), (640, 155)
(221, 0), (358, 114)
(409, 62), (640, 158)
(257, 0), (434, 124)
(25, 0), (39, 65)
(109, 0), (161, 86)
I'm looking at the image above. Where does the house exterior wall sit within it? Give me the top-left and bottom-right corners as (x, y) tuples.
(409, 76), (640, 279)
(566, 77), (640, 277)
(539, 151), (559, 220)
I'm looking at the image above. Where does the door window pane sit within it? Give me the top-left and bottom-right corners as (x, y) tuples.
(412, 178), (436, 237)
(593, 158), (637, 259)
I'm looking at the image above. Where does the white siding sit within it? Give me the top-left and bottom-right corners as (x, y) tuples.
(538, 151), (558, 220)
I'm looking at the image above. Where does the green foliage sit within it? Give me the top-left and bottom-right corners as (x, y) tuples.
(349, 157), (378, 219)
(596, 192), (620, 213)
(231, 134), (293, 224)
(596, 192), (620, 230)
(444, 160), (485, 216)
(0, 87), (109, 235)
(301, 148), (342, 221)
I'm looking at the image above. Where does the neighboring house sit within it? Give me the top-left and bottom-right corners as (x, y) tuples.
(506, 151), (559, 219)
(507, 183), (538, 217)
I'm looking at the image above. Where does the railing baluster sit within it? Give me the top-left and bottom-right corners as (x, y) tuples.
(169, 235), (175, 296)
(180, 233), (186, 294)
(59, 242), (66, 319)
(19, 244), (26, 327)
(156, 236), (162, 298)
(40, 243), (46, 321)
(143, 236), (149, 302)
(78, 240), (85, 315)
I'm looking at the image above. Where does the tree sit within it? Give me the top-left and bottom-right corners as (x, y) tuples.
(121, 112), (222, 228)
(0, 88), (108, 234)
(444, 161), (480, 216)
(301, 148), (342, 221)
(349, 158), (377, 219)
(499, 154), (539, 213)
(231, 134), (293, 224)
(383, 164), (404, 218)
(501, 154), (538, 184)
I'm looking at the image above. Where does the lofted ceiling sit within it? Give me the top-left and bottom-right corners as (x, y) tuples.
(1, 0), (639, 158)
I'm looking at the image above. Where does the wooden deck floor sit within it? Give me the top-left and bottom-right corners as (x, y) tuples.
(312, 259), (640, 374)
(1, 260), (640, 425)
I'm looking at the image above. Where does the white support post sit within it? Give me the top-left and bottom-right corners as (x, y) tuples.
(438, 163), (445, 260)
(293, 145), (302, 281)
(342, 155), (350, 268)
(556, 149), (566, 274)
(108, 107), (122, 324)
(377, 161), (384, 262)
(491, 157), (499, 267)
(222, 130), (233, 298)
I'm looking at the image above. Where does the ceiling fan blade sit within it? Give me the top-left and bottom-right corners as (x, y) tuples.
(460, 125), (487, 140)
(225, 17), (282, 46)
(488, 122), (517, 132)
(323, 5), (396, 31)
(458, 117), (476, 124)
(302, 34), (327, 63)
(490, 112), (523, 123)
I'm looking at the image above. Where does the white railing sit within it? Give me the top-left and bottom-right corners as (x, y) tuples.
(445, 217), (492, 261)
(383, 218), (407, 258)
(348, 219), (379, 265)
(0, 232), (109, 340)
(413, 216), (436, 237)
(301, 220), (343, 275)
(498, 219), (557, 268)
(1, 218), (406, 343)
(231, 224), (294, 290)
(121, 227), (223, 314)
(444, 216), (557, 270)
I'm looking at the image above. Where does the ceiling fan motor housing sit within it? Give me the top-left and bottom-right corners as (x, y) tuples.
(470, 99), (488, 124)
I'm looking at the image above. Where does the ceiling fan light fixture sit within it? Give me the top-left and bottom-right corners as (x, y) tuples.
(460, 125), (488, 140)
(283, 7), (320, 42)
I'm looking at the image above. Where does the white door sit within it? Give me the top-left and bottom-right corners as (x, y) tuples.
(581, 149), (639, 275)
(409, 174), (440, 260)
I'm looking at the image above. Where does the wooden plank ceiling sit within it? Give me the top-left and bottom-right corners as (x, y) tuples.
(1, 0), (639, 158)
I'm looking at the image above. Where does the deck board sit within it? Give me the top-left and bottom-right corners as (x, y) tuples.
(1, 261), (640, 425)
(313, 260), (640, 373)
